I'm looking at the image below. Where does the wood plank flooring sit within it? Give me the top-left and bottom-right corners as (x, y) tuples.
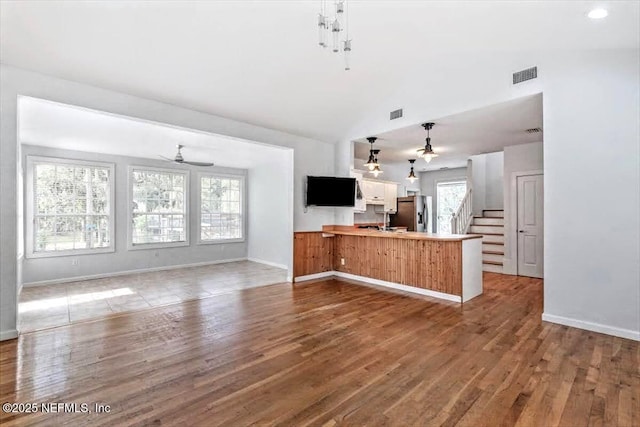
(1, 273), (638, 426)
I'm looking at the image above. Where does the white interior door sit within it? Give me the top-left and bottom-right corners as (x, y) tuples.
(517, 174), (543, 278)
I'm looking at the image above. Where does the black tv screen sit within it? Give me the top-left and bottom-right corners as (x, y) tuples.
(306, 176), (356, 207)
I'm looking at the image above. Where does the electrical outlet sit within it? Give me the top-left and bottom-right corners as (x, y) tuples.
(71, 258), (78, 266)
(341, 258), (345, 266)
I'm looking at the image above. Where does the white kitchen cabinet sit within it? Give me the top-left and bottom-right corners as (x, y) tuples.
(384, 182), (398, 213)
(363, 179), (385, 205)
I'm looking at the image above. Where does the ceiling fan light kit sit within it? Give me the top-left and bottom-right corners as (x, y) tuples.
(160, 144), (214, 167)
(418, 122), (439, 163)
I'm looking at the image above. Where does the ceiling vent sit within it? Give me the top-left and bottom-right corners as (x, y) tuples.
(390, 109), (403, 120)
(526, 127), (542, 133)
(513, 66), (537, 84)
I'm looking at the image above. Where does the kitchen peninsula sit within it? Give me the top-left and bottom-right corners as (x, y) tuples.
(293, 226), (483, 303)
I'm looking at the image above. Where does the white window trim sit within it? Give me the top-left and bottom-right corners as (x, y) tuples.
(127, 165), (190, 251)
(197, 172), (246, 245)
(25, 156), (116, 259)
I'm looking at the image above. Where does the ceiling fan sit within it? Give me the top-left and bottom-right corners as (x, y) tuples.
(160, 144), (214, 167)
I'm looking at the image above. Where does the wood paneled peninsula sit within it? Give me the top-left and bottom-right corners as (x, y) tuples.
(293, 226), (483, 303)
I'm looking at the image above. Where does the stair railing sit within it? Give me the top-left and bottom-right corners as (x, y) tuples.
(450, 188), (473, 235)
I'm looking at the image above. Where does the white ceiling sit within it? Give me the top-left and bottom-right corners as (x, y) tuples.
(354, 94), (543, 171)
(18, 96), (291, 168)
(1, 1), (638, 143)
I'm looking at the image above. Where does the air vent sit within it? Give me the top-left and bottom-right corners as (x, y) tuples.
(513, 66), (537, 84)
(526, 127), (542, 133)
(390, 109), (403, 120)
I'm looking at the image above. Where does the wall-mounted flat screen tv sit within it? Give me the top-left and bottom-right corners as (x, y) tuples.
(306, 176), (356, 207)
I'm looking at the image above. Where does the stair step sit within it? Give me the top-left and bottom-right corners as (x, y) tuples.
(483, 210), (505, 218)
(483, 260), (503, 266)
(483, 263), (504, 273)
(483, 243), (504, 252)
(473, 217), (504, 226)
(473, 234), (504, 244)
(469, 225), (504, 234)
(483, 253), (504, 263)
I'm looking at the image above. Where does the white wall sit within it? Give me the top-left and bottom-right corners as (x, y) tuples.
(20, 145), (250, 285)
(470, 151), (504, 215)
(542, 51), (639, 340)
(0, 65), (335, 340)
(502, 141), (544, 275)
(247, 151), (294, 275)
(485, 152), (504, 209)
(419, 167), (468, 232)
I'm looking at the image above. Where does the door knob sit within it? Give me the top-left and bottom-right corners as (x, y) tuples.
(519, 230), (524, 233)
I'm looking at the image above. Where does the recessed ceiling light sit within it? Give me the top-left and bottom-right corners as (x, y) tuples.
(587, 8), (608, 19)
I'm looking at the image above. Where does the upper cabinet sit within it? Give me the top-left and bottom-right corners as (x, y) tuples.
(363, 179), (385, 205)
(359, 178), (398, 212)
(384, 182), (398, 213)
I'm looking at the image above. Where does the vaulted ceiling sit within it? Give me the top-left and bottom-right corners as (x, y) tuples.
(1, 1), (638, 143)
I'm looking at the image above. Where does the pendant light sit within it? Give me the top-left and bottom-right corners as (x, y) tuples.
(418, 122), (439, 163)
(406, 159), (418, 183)
(370, 149), (383, 177)
(363, 137), (378, 170)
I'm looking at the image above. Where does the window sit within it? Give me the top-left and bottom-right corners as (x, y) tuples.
(199, 174), (244, 243)
(436, 180), (467, 234)
(130, 167), (188, 248)
(26, 156), (115, 257)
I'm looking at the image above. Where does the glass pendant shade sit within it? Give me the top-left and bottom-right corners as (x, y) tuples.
(332, 20), (341, 52)
(423, 153), (438, 163)
(371, 164), (383, 177)
(318, 15), (327, 47)
(343, 40), (351, 71)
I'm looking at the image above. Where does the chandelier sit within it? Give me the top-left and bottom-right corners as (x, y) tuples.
(317, 1), (352, 71)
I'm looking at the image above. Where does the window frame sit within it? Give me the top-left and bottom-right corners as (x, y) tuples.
(25, 155), (116, 259)
(197, 172), (246, 245)
(127, 165), (190, 251)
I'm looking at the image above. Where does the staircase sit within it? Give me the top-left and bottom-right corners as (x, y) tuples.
(469, 210), (504, 273)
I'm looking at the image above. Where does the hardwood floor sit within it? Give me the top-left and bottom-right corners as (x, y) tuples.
(18, 261), (287, 332)
(1, 273), (638, 426)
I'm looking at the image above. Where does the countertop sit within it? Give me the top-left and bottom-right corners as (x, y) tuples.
(321, 226), (483, 242)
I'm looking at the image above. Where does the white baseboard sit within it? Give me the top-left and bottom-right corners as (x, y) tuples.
(542, 313), (640, 341)
(334, 272), (462, 303)
(294, 271), (334, 282)
(0, 329), (19, 341)
(295, 270), (461, 303)
(246, 257), (288, 271)
(22, 257), (249, 287)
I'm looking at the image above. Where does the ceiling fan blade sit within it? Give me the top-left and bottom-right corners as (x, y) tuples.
(159, 155), (177, 162)
(182, 160), (214, 167)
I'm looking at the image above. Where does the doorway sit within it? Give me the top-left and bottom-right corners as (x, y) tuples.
(516, 174), (543, 278)
(436, 180), (467, 234)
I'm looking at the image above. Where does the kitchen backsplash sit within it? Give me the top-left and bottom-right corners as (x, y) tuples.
(354, 205), (385, 224)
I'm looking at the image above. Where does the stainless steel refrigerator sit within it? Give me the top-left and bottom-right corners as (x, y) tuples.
(390, 196), (427, 232)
